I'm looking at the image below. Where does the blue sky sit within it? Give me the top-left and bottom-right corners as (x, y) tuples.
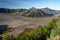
(0, 0), (60, 10)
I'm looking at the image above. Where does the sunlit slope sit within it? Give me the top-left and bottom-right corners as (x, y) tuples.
(22, 9), (53, 17)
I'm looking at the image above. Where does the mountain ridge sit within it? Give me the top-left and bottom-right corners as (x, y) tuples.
(0, 7), (60, 17)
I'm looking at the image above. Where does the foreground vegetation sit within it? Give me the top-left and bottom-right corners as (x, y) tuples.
(2, 17), (60, 40)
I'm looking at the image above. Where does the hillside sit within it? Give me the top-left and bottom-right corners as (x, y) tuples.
(0, 8), (16, 13)
(2, 16), (60, 40)
(0, 7), (60, 40)
(0, 8), (27, 14)
(22, 9), (54, 17)
(41, 7), (60, 14)
(0, 7), (60, 17)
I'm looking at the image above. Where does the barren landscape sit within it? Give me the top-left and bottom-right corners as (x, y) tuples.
(0, 13), (57, 36)
(0, 7), (60, 40)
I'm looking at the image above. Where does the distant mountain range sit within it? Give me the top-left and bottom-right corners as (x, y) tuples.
(41, 7), (60, 14)
(0, 7), (60, 17)
(0, 8), (26, 13)
(22, 8), (53, 17)
(22, 7), (60, 17)
(0, 8), (15, 13)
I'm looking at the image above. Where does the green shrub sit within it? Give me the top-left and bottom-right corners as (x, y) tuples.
(2, 35), (16, 40)
(2, 18), (60, 40)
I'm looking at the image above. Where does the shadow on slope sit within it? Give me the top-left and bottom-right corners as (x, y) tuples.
(0, 25), (8, 34)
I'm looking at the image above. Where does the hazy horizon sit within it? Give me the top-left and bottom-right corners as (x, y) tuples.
(0, 0), (60, 10)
